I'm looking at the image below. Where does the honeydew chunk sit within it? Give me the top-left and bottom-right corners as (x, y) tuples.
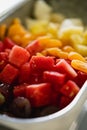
(25, 18), (49, 35)
(34, 0), (52, 20)
(50, 13), (65, 23)
(68, 18), (83, 26)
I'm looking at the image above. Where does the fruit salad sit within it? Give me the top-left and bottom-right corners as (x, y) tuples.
(0, 0), (87, 118)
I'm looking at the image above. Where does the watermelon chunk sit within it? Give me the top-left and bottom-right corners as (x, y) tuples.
(13, 83), (27, 97)
(59, 96), (72, 109)
(0, 52), (9, 71)
(29, 56), (55, 73)
(0, 64), (19, 84)
(55, 59), (77, 79)
(3, 37), (15, 49)
(9, 45), (30, 67)
(43, 71), (66, 85)
(26, 40), (42, 56)
(26, 83), (52, 107)
(60, 80), (80, 98)
(18, 62), (31, 84)
(0, 41), (4, 52)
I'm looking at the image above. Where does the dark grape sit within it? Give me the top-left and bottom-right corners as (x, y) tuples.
(10, 97), (31, 118)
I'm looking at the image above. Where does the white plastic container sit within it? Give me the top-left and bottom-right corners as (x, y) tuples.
(0, 0), (87, 130)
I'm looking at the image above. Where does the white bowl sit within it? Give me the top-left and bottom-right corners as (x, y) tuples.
(0, 0), (87, 130)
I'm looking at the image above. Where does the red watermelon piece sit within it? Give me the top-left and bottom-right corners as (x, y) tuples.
(0, 41), (4, 52)
(60, 80), (80, 99)
(59, 96), (72, 109)
(26, 40), (42, 56)
(26, 83), (52, 107)
(13, 83), (27, 97)
(18, 62), (31, 84)
(0, 64), (19, 84)
(43, 71), (66, 85)
(9, 45), (30, 67)
(0, 52), (9, 71)
(29, 56), (55, 73)
(55, 59), (77, 79)
(3, 37), (15, 49)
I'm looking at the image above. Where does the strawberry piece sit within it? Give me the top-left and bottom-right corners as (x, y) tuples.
(18, 63), (31, 84)
(60, 80), (80, 99)
(29, 56), (55, 73)
(26, 40), (42, 56)
(55, 59), (77, 79)
(26, 83), (52, 107)
(9, 45), (30, 67)
(0, 64), (19, 84)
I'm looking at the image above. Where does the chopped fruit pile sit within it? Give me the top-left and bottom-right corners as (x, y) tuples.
(0, 0), (87, 118)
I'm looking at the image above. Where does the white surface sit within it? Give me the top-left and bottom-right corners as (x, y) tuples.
(0, 0), (25, 15)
